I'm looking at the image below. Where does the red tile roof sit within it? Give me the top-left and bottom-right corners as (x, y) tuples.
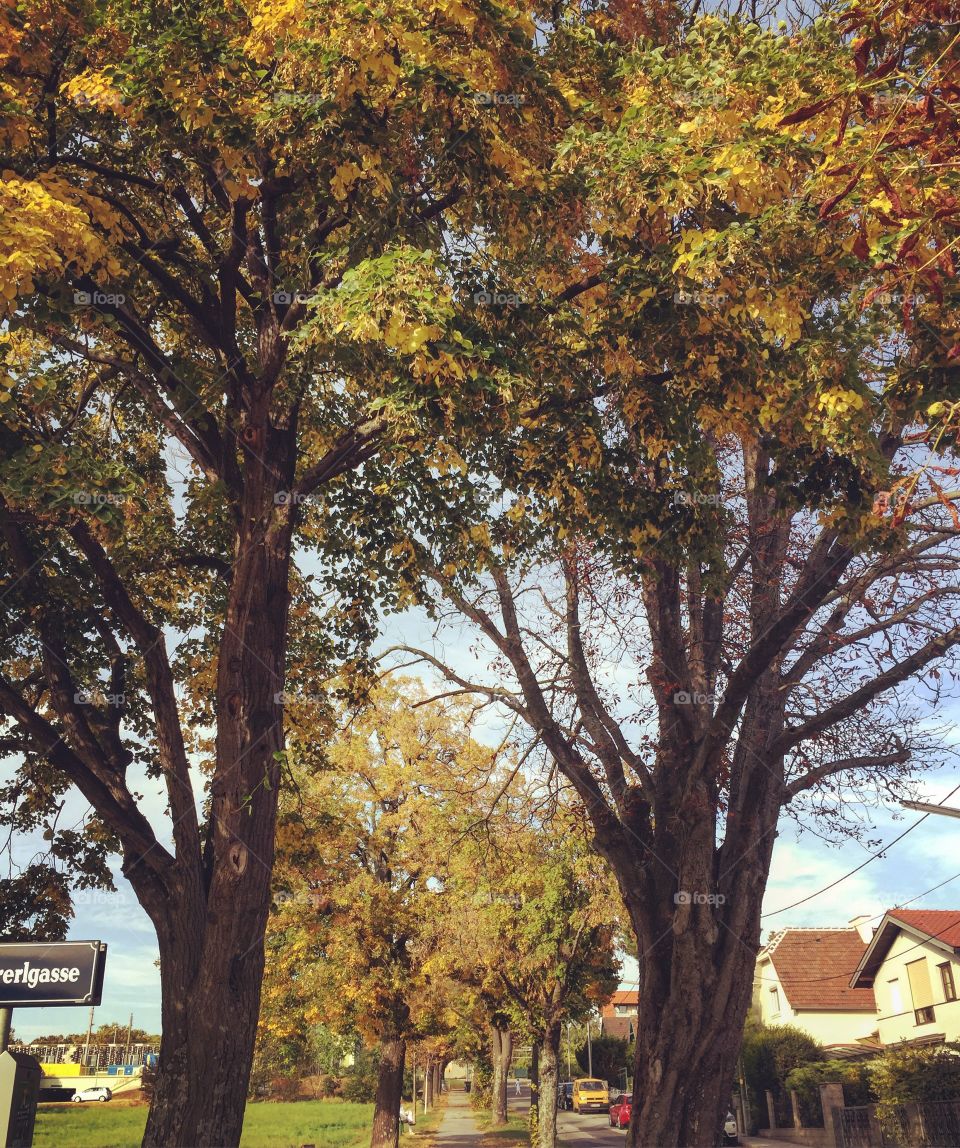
(762, 929), (877, 1012)
(885, 910), (960, 949)
(607, 990), (639, 1005)
(600, 1017), (635, 1042)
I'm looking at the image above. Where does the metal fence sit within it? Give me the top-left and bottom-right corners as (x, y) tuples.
(836, 1100), (960, 1148)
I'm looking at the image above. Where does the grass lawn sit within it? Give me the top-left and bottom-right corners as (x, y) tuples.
(473, 1109), (530, 1148)
(34, 1098), (375, 1148)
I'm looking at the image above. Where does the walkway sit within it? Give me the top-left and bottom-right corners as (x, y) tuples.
(422, 1086), (483, 1148)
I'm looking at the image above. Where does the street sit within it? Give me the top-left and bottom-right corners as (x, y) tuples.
(507, 1082), (626, 1148)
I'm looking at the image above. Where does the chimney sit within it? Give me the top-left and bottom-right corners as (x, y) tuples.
(849, 914), (874, 943)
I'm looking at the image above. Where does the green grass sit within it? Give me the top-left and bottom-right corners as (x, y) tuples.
(34, 1098), (375, 1148)
(473, 1110), (530, 1148)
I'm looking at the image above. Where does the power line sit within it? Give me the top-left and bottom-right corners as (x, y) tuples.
(762, 781), (960, 919)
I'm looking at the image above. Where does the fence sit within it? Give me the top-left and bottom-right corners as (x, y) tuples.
(835, 1100), (960, 1148)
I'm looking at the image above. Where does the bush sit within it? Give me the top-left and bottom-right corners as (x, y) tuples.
(341, 1047), (381, 1103)
(785, 1060), (873, 1125)
(470, 1061), (492, 1110)
(269, 1075), (302, 1102)
(871, 1043), (960, 1115)
(740, 1022), (824, 1133)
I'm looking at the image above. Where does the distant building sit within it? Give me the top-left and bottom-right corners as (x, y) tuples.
(752, 920), (878, 1048)
(850, 909), (960, 1046)
(601, 989), (638, 1040)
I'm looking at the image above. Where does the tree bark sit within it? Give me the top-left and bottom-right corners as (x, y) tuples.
(371, 1038), (407, 1148)
(538, 1025), (561, 1148)
(425, 1058), (434, 1110)
(141, 431), (296, 1148)
(490, 1024), (513, 1126)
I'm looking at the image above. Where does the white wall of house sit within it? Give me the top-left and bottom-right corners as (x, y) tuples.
(753, 956), (877, 1047)
(873, 932), (960, 1045)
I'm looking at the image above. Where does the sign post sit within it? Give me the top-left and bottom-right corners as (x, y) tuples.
(0, 942), (107, 1148)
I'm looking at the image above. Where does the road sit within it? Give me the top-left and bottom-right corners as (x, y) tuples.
(507, 1082), (625, 1148)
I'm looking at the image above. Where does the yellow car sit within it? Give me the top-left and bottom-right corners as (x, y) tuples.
(572, 1078), (609, 1114)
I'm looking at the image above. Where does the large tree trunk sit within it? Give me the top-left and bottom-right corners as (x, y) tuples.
(141, 434), (296, 1148)
(425, 1058), (434, 1109)
(618, 716), (783, 1147)
(537, 1023), (561, 1148)
(371, 1038), (407, 1148)
(490, 1024), (513, 1126)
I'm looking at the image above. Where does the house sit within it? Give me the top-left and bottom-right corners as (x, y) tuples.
(601, 989), (638, 1040)
(850, 909), (960, 1046)
(752, 920), (878, 1048)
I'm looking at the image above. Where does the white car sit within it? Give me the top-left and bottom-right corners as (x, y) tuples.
(72, 1085), (113, 1103)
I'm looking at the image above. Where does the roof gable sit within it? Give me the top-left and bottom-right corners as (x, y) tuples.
(762, 928), (877, 1011)
(851, 909), (960, 988)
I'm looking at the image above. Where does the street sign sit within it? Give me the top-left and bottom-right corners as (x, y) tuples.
(0, 942), (106, 1008)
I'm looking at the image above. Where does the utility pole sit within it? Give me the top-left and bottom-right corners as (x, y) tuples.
(587, 1018), (593, 1078)
(82, 1006), (94, 1069)
(125, 1014), (133, 1063)
(566, 1022), (571, 1080)
(901, 799), (960, 820)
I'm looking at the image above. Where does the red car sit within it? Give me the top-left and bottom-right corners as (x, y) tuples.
(608, 1098), (632, 1129)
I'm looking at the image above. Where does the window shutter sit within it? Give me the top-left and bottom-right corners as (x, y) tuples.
(906, 958), (934, 1009)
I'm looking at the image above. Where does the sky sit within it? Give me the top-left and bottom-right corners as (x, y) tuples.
(5, 594), (960, 1042)
(7, 714), (958, 1042)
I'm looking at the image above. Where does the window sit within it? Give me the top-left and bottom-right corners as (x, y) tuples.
(939, 962), (958, 1003)
(888, 978), (903, 1015)
(769, 985), (781, 1015)
(906, 958), (936, 1025)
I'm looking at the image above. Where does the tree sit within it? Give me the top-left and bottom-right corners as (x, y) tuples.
(575, 1036), (629, 1088)
(373, 14), (960, 1145)
(0, 2), (564, 1144)
(259, 681), (494, 1148)
(441, 798), (620, 1146)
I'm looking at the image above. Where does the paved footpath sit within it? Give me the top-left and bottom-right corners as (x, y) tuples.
(420, 1086), (483, 1148)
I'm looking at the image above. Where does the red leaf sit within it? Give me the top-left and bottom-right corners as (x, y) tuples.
(778, 96), (837, 127)
(819, 172), (861, 219)
(874, 53), (899, 81)
(853, 37), (873, 78)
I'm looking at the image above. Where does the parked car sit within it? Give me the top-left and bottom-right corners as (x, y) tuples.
(572, 1077), (609, 1113)
(558, 1082), (574, 1110)
(72, 1086), (113, 1103)
(721, 1111), (739, 1146)
(608, 1097), (632, 1129)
